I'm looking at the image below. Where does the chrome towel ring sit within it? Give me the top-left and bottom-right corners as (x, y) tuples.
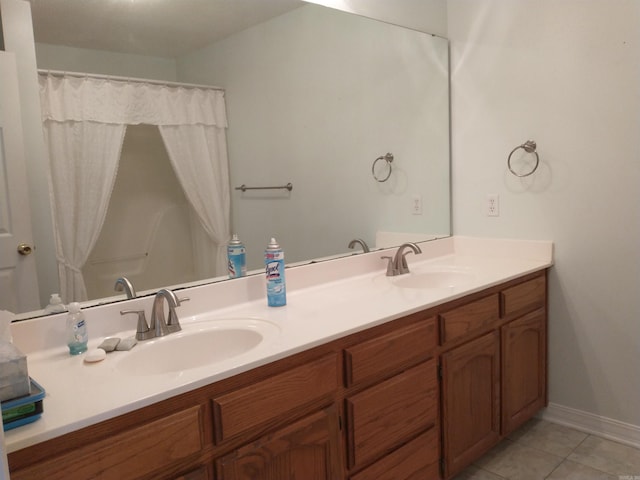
(507, 140), (539, 177)
(372, 152), (394, 182)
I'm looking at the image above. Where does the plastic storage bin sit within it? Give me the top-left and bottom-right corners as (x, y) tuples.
(1, 378), (45, 431)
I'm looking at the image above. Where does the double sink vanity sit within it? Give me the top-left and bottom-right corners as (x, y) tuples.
(6, 236), (553, 480)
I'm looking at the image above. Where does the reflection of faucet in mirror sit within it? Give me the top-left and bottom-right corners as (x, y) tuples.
(382, 242), (422, 276)
(348, 238), (370, 253)
(150, 289), (182, 338)
(114, 277), (136, 299)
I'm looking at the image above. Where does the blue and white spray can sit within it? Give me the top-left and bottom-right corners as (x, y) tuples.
(227, 234), (247, 278)
(265, 237), (286, 307)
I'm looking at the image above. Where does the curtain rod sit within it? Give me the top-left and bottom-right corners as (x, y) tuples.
(37, 69), (225, 92)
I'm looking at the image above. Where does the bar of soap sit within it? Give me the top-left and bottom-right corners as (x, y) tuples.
(115, 337), (137, 351)
(97, 337), (120, 352)
(84, 348), (106, 363)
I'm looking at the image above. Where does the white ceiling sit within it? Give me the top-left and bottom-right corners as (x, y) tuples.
(26, 0), (303, 58)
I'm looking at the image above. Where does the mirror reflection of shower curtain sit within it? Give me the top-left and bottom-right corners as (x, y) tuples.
(38, 73), (231, 303)
(159, 124), (230, 279)
(42, 120), (126, 303)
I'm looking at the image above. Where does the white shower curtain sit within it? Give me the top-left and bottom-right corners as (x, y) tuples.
(43, 121), (125, 303)
(159, 125), (230, 278)
(39, 73), (230, 302)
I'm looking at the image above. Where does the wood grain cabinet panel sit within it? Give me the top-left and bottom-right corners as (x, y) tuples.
(9, 405), (205, 480)
(439, 272), (548, 479)
(216, 406), (343, 480)
(501, 274), (546, 317)
(346, 360), (437, 469)
(439, 294), (499, 344)
(350, 428), (440, 480)
(344, 318), (436, 387)
(212, 354), (338, 442)
(502, 309), (547, 434)
(172, 466), (211, 480)
(441, 331), (501, 478)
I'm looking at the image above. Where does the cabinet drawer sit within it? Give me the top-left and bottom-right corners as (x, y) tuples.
(10, 406), (204, 480)
(345, 318), (436, 387)
(501, 274), (546, 317)
(212, 354), (338, 442)
(346, 360), (437, 469)
(350, 427), (439, 480)
(439, 294), (499, 344)
(216, 406), (342, 480)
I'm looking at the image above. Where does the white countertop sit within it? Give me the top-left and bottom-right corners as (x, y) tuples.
(5, 236), (553, 453)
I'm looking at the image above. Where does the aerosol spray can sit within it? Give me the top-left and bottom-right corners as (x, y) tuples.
(265, 237), (286, 307)
(227, 234), (246, 278)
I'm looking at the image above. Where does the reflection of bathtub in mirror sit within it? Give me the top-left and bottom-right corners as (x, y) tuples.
(82, 125), (215, 300)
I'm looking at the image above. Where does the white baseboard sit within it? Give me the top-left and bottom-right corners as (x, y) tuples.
(538, 402), (640, 449)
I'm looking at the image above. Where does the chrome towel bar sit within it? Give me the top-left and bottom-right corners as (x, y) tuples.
(235, 183), (293, 192)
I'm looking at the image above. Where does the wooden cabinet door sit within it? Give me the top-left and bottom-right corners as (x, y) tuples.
(441, 331), (500, 478)
(502, 309), (547, 435)
(216, 406), (343, 480)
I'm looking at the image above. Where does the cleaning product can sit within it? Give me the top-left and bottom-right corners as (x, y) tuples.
(265, 237), (286, 307)
(227, 234), (246, 278)
(66, 302), (88, 355)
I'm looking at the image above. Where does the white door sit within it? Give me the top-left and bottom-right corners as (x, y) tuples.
(0, 51), (40, 313)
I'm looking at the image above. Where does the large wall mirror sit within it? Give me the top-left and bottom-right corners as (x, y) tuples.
(15, 0), (450, 318)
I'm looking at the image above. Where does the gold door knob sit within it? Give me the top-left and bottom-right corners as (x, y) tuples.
(17, 243), (33, 256)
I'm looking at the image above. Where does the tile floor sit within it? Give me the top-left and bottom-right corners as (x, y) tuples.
(454, 419), (640, 480)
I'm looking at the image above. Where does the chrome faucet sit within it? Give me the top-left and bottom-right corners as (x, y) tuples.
(348, 238), (370, 253)
(381, 242), (422, 276)
(150, 289), (182, 337)
(114, 277), (136, 299)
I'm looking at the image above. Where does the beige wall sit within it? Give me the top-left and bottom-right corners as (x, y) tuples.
(448, 0), (640, 434)
(305, 0), (447, 37)
(177, 4), (450, 269)
(35, 43), (177, 81)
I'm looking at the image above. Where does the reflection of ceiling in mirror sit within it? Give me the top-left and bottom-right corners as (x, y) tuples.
(26, 0), (302, 57)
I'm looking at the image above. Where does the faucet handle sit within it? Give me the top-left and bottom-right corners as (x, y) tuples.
(121, 309), (154, 341)
(167, 296), (189, 333)
(381, 256), (396, 276)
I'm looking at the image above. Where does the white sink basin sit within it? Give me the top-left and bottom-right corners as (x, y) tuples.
(384, 266), (476, 290)
(115, 318), (279, 376)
